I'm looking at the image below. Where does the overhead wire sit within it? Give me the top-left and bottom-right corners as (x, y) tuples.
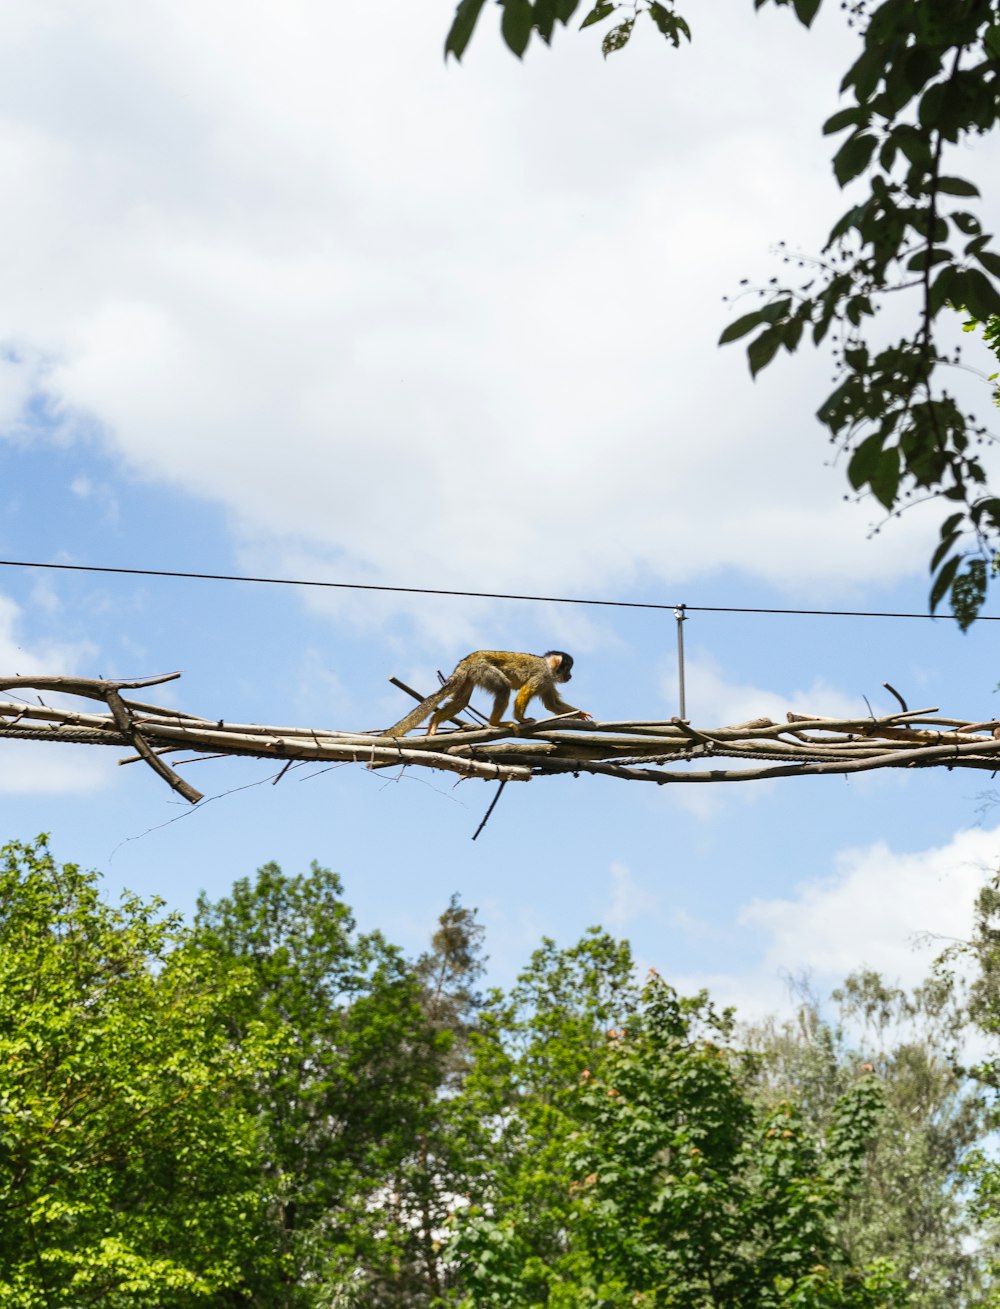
(0, 556), (994, 622)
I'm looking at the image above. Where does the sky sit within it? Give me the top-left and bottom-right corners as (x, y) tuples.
(1, 0), (999, 1019)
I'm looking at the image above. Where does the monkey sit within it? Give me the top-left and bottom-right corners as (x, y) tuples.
(384, 650), (591, 737)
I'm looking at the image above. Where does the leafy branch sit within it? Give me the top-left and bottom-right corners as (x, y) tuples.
(445, 0), (1000, 625)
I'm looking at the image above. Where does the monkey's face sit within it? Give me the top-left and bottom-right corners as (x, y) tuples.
(545, 650), (573, 682)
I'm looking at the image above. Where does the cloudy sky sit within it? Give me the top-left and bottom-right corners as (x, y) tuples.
(1, 0), (998, 1017)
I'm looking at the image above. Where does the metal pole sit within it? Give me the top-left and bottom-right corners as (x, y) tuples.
(674, 605), (687, 719)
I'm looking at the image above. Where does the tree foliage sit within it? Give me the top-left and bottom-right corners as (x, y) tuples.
(742, 970), (993, 1307)
(4, 844), (994, 1306)
(445, 0), (1000, 626)
(191, 861), (454, 1306)
(447, 934), (904, 1307)
(938, 868), (1000, 1293)
(0, 837), (266, 1307)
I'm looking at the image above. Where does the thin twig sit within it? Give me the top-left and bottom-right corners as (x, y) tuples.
(883, 681), (909, 713)
(472, 780), (508, 841)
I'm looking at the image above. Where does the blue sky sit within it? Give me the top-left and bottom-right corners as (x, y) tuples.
(1, 0), (999, 1015)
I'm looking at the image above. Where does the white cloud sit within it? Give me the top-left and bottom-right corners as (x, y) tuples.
(0, 739), (114, 795)
(0, 350), (37, 434)
(69, 473), (119, 522)
(0, 591), (110, 794)
(0, 0), (957, 637)
(667, 651), (883, 730)
(660, 827), (997, 1021)
(0, 592), (94, 674)
(742, 825), (998, 993)
(605, 859), (659, 929)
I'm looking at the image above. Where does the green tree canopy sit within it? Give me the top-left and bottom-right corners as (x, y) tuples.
(447, 931), (904, 1307)
(191, 861), (455, 1306)
(5, 842), (991, 1306)
(0, 837), (267, 1307)
(741, 970), (993, 1306)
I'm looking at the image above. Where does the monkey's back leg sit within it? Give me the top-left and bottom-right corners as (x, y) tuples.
(428, 678), (475, 732)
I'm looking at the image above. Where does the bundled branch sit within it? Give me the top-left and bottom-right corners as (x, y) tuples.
(1, 671), (999, 805)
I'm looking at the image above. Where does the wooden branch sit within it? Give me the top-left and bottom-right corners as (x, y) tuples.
(2, 670), (1000, 804)
(104, 687), (203, 805)
(0, 671), (182, 700)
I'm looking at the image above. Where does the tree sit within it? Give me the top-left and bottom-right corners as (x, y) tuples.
(445, 0), (1000, 626)
(962, 312), (1000, 407)
(191, 861), (452, 1307)
(446, 932), (904, 1307)
(0, 836), (266, 1307)
(382, 895), (488, 1306)
(741, 970), (993, 1307)
(939, 870), (1000, 1290)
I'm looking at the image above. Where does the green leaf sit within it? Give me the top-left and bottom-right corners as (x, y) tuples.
(782, 316), (803, 351)
(747, 324), (783, 377)
(792, 0), (820, 27)
(952, 559), (987, 629)
(445, 0), (489, 59)
(906, 247), (952, 271)
(813, 305), (835, 346)
(930, 530), (962, 573)
(647, 2), (691, 44)
(930, 264), (961, 313)
(759, 295), (792, 324)
(718, 309), (768, 345)
(975, 250), (1000, 278)
(901, 46), (942, 95)
(848, 432), (885, 491)
(972, 498), (1000, 530)
(896, 129), (932, 169)
(532, 0), (580, 28)
(952, 212), (981, 236)
(918, 82), (946, 131)
(601, 17), (633, 54)
(827, 201), (869, 243)
(833, 133), (877, 187)
(501, 0), (535, 56)
(965, 233), (992, 257)
(929, 554), (961, 612)
(874, 450), (905, 510)
(580, 0), (614, 28)
(534, 0), (557, 42)
(841, 45), (883, 100)
(879, 137), (898, 170)
(955, 267), (1000, 322)
(823, 106), (864, 135)
(937, 176), (980, 197)
(844, 344), (868, 370)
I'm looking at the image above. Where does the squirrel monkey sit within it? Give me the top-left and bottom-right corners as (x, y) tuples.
(385, 650), (591, 737)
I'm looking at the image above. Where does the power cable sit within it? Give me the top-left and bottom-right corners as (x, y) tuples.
(0, 556), (994, 621)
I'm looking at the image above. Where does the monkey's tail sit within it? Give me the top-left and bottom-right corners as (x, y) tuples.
(382, 684), (451, 737)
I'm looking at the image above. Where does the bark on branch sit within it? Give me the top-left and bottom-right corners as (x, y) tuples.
(1, 671), (998, 803)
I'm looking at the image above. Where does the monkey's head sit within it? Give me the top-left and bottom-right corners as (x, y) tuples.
(544, 650), (574, 682)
